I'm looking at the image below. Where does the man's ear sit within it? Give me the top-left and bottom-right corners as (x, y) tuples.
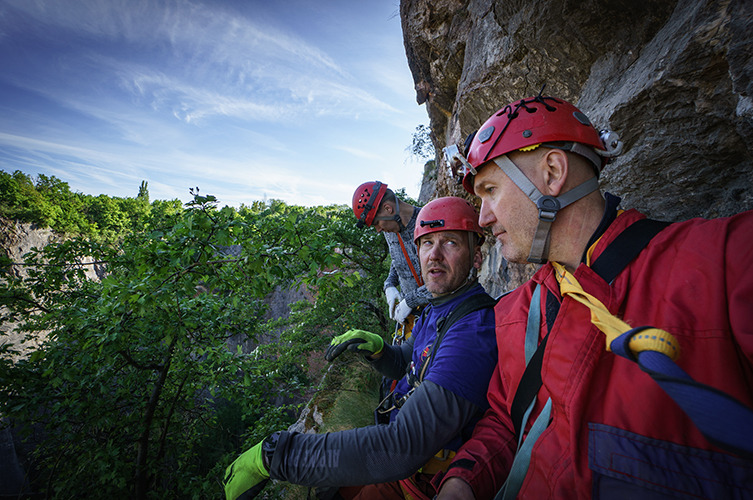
(380, 201), (394, 215)
(542, 149), (569, 197)
(473, 246), (483, 270)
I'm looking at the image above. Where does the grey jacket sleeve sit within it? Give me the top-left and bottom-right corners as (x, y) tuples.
(403, 286), (432, 309)
(267, 380), (481, 487)
(369, 339), (413, 380)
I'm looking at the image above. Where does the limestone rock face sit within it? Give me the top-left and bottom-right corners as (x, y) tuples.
(402, 0), (753, 293)
(1, 219), (106, 282)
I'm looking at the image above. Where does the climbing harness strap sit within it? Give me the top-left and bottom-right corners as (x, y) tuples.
(497, 400), (552, 500)
(496, 284), (552, 500)
(376, 292), (497, 417)
(589, 218), (670, 283)
(554, 261), (753, 459)
(397, 232), (424, 287)
(509, 288), (549, 441)
(417, 292), (497, 384)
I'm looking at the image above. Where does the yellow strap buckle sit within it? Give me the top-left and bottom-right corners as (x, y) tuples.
(418, 449), (456, 475)
(552, 262), (680, 361)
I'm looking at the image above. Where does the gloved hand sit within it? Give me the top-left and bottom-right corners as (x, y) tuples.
(325, 329), (384, 362)
(394, 299), (413, 324)
(384, 286), (402, 320)
(223, 440), (270, 500)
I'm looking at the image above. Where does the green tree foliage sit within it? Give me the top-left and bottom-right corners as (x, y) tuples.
(408, 123), (435, 161)
(238, 199), (391, 361)
(0, 170), (63, 229)
(407, 125), (437, 184)
(0, 189), (391, 499)
(138, 180), (150, 203)
(0, 170), (181, 237)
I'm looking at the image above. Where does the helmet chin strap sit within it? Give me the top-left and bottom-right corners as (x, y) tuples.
(466, 232), (480, 281)
(393, 198), (406, 232)
(493, 155), (600, 264)
(372, 198), (407, 231)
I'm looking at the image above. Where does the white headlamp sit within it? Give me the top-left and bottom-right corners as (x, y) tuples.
(442, 144), (477, 179)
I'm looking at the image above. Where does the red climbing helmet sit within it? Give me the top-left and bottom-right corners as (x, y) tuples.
(414, 197), (484, 244)
(452, 94), (620, 194)
(352, 181), (388, 228)
(443, 92), (623, 264)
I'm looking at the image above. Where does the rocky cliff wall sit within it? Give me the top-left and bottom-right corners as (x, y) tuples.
(401, 0), (753, 294)
(0, 219), (106, 356)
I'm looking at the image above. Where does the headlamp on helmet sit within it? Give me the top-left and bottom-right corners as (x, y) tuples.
(443, 131), (479, 184)
(597, 129), (624, 158)
(443, 144), (477, 184)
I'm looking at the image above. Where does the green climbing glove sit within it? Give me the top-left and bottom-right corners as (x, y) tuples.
(324, 329), (384, 362)
(223, 440), (270, 500)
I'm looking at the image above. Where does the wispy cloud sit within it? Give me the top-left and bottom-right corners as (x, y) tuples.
(332, 145), (383, 161)
(120, 67), (292, 124)
(0, 1), (428, 207)
(0, 132), (117, 164)
(2, 0), (403, 126)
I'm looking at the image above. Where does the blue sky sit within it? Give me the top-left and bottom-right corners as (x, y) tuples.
(0, 0), (429, 208)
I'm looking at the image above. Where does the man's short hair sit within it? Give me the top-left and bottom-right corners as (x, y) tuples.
(378, 188), (396, 210)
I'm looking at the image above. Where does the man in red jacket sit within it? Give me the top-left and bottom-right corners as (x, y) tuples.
(436, 92), (753, 499)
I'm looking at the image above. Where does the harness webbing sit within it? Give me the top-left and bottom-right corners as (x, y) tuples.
(554, 262), (753, 459)
(376, 291), (497, 419)
(397, 232), (423, 287)
(553, 262), (680, 359)
(590, 218), (670, 283)
(510, 286), (549, 441)
(497, 284), (552, 500)
(418, 292), (497, 383)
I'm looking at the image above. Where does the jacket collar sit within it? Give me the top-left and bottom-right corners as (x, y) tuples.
(580, 192), (621, 265)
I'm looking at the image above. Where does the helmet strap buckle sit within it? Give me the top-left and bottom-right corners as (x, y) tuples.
(536, 196), (560, 222)
(493, 155), (600, 264)
(528, 196), (559, 264)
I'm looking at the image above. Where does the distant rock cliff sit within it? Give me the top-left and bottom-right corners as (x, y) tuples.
(0, 219), (107, 352)
(402, 0), (753, 294)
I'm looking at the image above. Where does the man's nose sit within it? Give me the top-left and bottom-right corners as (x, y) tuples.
(478, 201), (495, 228)
(426, 243), (443, 260)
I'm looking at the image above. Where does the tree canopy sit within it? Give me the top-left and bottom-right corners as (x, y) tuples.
(0, 170), (181, 237)
(0, 176), (393, 499)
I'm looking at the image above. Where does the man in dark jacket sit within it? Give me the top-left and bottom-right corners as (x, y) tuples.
(223, 196), (498, 500)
